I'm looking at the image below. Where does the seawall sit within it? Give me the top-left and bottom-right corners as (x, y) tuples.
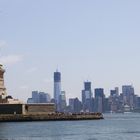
(0, 113), (103, 122)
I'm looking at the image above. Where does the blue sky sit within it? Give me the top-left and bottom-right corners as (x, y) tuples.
(0, 0), (140, 101)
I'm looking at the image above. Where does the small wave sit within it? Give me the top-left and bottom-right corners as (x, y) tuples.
(88, 138), (98, 140)
(122, 131), (140, 134)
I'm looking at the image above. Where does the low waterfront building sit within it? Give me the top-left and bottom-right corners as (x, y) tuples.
(7, 99), (23, 104)
(25, 103), (56, 114)
(0, 104), (23, 114)
(0, 103), (55, 115)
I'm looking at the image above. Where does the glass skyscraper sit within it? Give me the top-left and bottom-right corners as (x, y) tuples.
(54, 71), (61, 110)
(82, 81), (93, 112)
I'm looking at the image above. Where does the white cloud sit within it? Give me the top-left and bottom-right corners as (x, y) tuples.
(0, 55), (23, 65)
(0, 40), (7, 48)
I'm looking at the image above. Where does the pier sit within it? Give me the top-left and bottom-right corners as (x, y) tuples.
(0, 112), (103, 122)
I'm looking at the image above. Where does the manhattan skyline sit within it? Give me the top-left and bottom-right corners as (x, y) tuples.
(0, 0), (140, 101)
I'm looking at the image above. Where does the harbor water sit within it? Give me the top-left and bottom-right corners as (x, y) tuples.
(0, 113), (140, 140)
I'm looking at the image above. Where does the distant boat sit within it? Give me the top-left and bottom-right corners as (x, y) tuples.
(123, 105), (132, 113)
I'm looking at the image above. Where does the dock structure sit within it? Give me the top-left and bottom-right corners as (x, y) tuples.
(0, 112), (103, 122)
(0, 103), (103, 122)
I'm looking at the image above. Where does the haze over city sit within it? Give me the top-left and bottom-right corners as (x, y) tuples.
(0, 0), (140, 101)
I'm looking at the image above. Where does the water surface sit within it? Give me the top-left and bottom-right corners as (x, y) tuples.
(0, 113), (140, 140)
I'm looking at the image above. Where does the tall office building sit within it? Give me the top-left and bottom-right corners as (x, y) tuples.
(28, 91), (51, 103)
(115, 87), (119, 96)
(73, 98), (82, 113)
(39, 92), (51, 103)
(59, 91), (67, 112)
(69, 98), (82, 113)
(110, 87), (119, 97)
(109, 87), (120, 113)
(54, 71), (61, 110)
(82, 81), (93, 112)
(94, 88), (105, 113)
(32, 91), (39, 103)
(69, 98), (75, 112)
(122, 85), (135, 109)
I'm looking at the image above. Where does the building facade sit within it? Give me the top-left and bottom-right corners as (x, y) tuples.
(122, 85), (135, 109)
(54, 71), (61, 111)
(27, 91), (51, 104)
(94, 88), (105, 113)
(82, 81), (93, 112)
(59, 91), (67, 112)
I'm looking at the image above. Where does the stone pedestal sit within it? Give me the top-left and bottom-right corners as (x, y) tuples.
(0, 64), (6, 100)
